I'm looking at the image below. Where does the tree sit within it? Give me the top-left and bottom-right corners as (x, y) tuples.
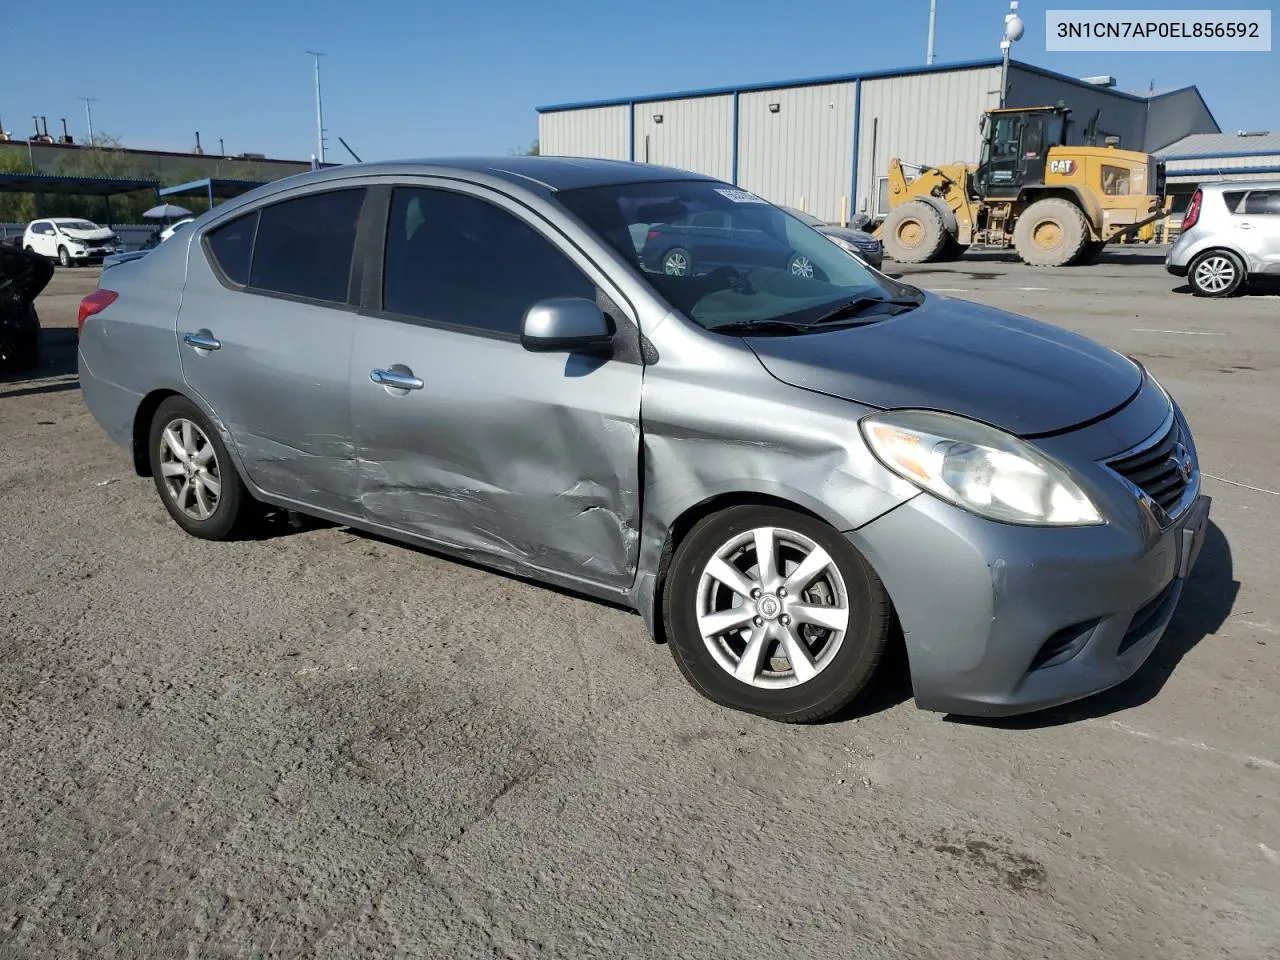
(0, 150), (36, 224)
(526, 139), (540, 156)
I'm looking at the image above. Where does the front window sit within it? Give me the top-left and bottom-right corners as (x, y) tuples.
(555, 179), (911, 332)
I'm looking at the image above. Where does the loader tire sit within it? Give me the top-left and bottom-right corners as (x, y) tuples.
(882, 201), (949, 263)
(1014, 197), (1089, 267)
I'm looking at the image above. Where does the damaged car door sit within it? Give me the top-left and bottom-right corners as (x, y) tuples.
(349, 184), (644, 589)
(177, 186), (368, 512)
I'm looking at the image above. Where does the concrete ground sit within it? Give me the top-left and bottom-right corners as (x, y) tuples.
(2, 250), (1277, 959)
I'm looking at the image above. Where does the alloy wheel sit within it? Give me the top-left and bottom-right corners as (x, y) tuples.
(663, 250), (690, 276)
(1193, 255), (1235, 294)
(789, 255), (815, 278)
(158, 418), (222, 521)
(695, 526), (850, 689)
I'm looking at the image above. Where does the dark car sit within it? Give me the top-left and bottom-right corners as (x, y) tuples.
(779, 206), (884, 270)
(0, 243), (51, 372)
(638, 201), (819, 278)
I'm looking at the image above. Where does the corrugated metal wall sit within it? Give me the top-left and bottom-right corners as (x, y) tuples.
(736, 82), (856, 223)
(854, 66), (1002, 218)
(539, 105), (630, 160)
(631, 96), (734, 181)
(1006, 67), (1147, 149)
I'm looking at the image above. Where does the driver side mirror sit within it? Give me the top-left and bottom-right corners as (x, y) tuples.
(520, 297), (615, 354)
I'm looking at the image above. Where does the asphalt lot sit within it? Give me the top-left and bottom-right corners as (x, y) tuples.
(2, 249), (1278, 959)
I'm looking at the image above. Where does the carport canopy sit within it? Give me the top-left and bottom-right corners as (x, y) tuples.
(158, 177), (267, 210)
(0, 173), (162, 224)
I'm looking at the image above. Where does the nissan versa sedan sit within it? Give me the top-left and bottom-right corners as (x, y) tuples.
(77, 157), (1210, 722)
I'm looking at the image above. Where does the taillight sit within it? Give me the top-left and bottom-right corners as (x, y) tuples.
(646, 229), (661, 242)
(1182, 189), (1202, 230)
(77, 288), (118, 336)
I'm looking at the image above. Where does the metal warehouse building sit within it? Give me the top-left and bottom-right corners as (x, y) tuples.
(1156, 130), (1280, 211)
(537, 58), (1220, 226)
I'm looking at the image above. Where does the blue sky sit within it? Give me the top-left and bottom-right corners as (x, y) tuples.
(3, 0), (1275, 161)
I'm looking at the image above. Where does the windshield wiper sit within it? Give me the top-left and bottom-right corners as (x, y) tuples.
(809, 295), (920, 326)
(710, 318), (817, 335)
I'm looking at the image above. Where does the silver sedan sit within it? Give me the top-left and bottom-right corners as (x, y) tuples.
(76, 158), (1210, 722)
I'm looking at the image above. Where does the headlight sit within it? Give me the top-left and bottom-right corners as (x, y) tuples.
(860, 409), (1103, 526)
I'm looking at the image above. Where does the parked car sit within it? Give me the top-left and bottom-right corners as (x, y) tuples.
(77, 158), (1210, 723)
(1166, 180), (1280, 297)
(779, 206), (884, 270)
(23, 217), (120, 267)
(160, 218), (195, 243)
(0, 243), (51, 371)
(637, 204), (819, 278)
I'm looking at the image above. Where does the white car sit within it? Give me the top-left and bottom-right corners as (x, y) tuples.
(23, 217), (120, 267)
(159, 218), (195, 243)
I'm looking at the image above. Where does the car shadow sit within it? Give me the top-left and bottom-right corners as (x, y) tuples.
(1170, 278), (1280, 298)
(945, 519), (1237, 730)
(0, 328), (79, 393)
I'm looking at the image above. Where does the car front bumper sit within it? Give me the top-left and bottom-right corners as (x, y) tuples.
(850, 485), (1211, 718)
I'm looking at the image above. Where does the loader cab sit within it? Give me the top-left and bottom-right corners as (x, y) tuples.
(972, 106), (1070, 200)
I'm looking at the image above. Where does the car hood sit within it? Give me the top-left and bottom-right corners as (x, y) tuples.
(0, 243), (55, 307)
(61, 228), (115, 242)
(744, 293), (1143, 437)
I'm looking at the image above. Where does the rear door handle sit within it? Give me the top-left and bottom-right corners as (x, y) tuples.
(1237, 222), (1254, 229)
(183, 330), (221, 350)
(370, 368), (424, 390)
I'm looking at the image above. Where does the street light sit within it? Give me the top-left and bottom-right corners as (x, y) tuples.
(999, 0), (1024, 108)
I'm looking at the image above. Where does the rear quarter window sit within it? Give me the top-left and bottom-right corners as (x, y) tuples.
(1223, 191), (1247, 213)
(1243, 190), (1280, 215)
(248, 188), (366, 304)
(204, 211), (259, 286)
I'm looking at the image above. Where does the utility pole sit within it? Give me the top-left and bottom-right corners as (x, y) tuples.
(79, 97), (97, 145)
(927, 0), (937, 64)
(306, 50), (327, 165)
(999, 1), (1024, 108)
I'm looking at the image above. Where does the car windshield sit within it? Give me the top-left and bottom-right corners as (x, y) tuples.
(780, 206), (825, 228)
(555, 179), (909, 331)
(57, 221), (98, 232)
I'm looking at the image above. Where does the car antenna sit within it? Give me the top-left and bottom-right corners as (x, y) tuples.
(338, 136), (362, 163)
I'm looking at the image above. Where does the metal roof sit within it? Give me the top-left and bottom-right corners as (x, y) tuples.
(534, 57), (1201, 113)
(0, 173), (160, 196)
(157, 177), (270, 200)
(1156, 132), (1280, 160)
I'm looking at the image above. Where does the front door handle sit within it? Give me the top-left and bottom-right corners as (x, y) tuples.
(370, 368), (424, 390)
(183, 330), (221, 351)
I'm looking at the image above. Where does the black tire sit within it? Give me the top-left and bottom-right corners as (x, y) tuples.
(661, 246), (693, 277)
(57, 246), (71, 268)
(881, 200), (949, 263)
(148, 395), (254, 540)
(1013, 197), (1089, 266)
(662, 505), (891, 723)
(1187, 249), (1245, 298)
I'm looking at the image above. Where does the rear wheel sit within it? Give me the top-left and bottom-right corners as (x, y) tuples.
(1188, 249), (1245, 297)
(1013, 197), (1089, 266)
(662, 247), (692, 277)
(148, 396), (253, 540)
(881, 201), (949, 263)
(787, 253), (815, 278)
(662, 505), (891, 723)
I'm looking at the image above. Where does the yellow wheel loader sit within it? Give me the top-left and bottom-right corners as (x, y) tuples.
(876, 105), (1169, 267)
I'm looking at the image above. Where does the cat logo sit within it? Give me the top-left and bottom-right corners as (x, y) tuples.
(1049, 159), (1077, 176)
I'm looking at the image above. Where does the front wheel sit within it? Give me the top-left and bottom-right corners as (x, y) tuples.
(662, 505), (891, 723)
(787, 253), (815, 278)
(1188, 249), (1245, 297)
(58, 246), (71, 268)
(148, 396), (254, 540)
(662, 247), (692, 277)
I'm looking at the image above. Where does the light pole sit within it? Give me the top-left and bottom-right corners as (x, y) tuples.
(927, 0), (937, 64)
(999, 1), (1025, 108)
(306, 51), (327, 165)
(79, 96), (97, 145)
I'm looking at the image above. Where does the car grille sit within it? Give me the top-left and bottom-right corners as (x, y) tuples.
(1105, 415), (1193, 516)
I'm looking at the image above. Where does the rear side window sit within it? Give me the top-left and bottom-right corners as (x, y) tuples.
(205, 211), (258, 286)
(248, 188), (367, 303)
(1223, 191), (1247, 213)
(1243, 190), (1280, 215)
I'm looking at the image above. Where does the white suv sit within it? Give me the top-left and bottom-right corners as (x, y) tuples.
(23, 218), (121, 267)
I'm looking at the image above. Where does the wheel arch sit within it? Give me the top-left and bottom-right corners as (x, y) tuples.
(131, 387), (244, 480)
(646, 490), (873, 646)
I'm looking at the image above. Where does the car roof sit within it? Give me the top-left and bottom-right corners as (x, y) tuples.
(1199, 179), (1280, 192)
(269, 156), (718, 195)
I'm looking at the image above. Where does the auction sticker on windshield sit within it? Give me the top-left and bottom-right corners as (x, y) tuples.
(715, 188), (767, 203)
